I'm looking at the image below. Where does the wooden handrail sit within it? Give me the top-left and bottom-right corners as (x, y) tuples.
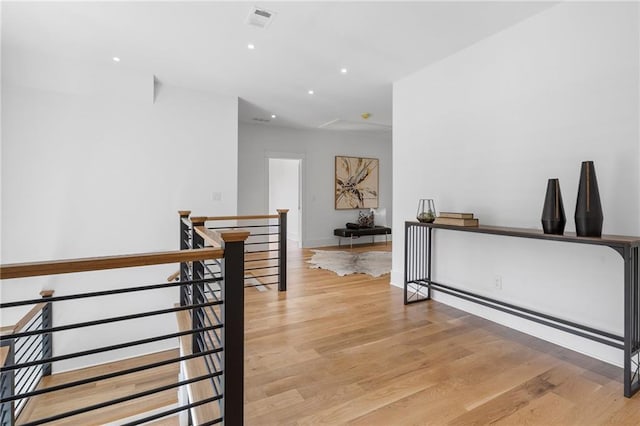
(195, 226), (222, 248)
(167, 270), (180, 282)
(0, 302), (48, 336)
(0, 248), (223, 280)
(0, 345), (9, 368)
(198, 214), (279, 222)
(194, 226), (251, 247)
(0, 289), (54, 336)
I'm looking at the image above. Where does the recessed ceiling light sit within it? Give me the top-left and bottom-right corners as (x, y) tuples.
(271, 114), (277, 119)
(340, 68), (348, 74)
(247, 43), (255, 50)
(308, 89), (314, 95)
(112, 57), (121, 62)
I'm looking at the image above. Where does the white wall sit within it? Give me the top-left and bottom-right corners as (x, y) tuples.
(239, 123), (392, 247)
(269, 158), (300, 242)
(393, 2), (639, 366)
(1, 51), (238, 370)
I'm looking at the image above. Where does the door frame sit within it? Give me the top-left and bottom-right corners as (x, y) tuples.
(265, 152), (305, 247)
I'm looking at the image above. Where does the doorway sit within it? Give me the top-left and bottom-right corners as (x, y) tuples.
(268, 157), (302, 246)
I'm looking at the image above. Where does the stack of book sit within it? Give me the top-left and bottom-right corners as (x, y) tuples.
(433, 212), (479, 227)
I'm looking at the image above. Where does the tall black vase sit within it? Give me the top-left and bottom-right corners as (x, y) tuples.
(541, 178), (566, 235)
(574, 160), (603, 237)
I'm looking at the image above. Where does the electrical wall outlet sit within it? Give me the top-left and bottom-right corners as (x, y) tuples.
(494, 275), (503, 290)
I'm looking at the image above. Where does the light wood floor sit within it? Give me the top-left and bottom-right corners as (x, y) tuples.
(18, 349), (179, 425)
(16, 242), (640, 424)
(244, 242), (640, 425)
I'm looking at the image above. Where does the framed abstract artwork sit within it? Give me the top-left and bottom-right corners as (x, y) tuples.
(335, 156), (379, 209)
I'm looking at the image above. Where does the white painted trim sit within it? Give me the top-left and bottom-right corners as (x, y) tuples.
(265, 152), (306, 247)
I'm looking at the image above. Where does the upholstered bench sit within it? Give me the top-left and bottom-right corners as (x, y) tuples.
(333, 226), (392, 249)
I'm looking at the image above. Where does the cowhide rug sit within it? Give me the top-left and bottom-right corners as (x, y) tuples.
(307, 250), (392, 277)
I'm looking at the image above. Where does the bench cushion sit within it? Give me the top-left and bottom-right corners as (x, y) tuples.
(334, 226), (392, 237)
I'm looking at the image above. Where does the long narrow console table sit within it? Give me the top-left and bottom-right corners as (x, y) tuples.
(403, 221), (640, 398)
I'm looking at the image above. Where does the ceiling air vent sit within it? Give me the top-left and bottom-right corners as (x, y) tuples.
(252, 117), (270, 123)
(246, 6), (276, 29)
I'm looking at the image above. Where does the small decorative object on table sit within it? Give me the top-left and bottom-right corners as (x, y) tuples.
(575, 160), (603, 237)
(541, 178), (566, 235)
(416, 199), (436, 223)
(434, 212), (479, 227)
(358, 210), (374, 228)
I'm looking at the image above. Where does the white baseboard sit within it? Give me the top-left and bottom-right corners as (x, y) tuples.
(303, 237), (338, 248)
(395, 274), (622, 368)
(390, 269), (403, 288)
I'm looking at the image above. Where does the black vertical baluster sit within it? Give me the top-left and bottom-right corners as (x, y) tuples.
(415, 226), (419, 287)
(0, 340), (15, 426)
(416, 227), (420, 287)
(420, 226), (427, 282)
(404, 223), (409, 304)
(413, 225), (417, 291)
(40, 290), (54, 376)
(220, 231), (248, 426)
(635, 248), (639, 353)
(427, 227), (432, 300)
(420, 226), (424, 283)
(624, 246), (632, 397)
(412, 226), (416, 284)
(634, 247), (639, 362)
(277, 209), (288, 292)
(191, 217), (206, 354)
(410, 225), (415, 298)
(179, 211), (191, 307)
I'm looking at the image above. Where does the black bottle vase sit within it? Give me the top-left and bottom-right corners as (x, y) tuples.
(541, 178), (566, 235)
(574, 160), (603, 237)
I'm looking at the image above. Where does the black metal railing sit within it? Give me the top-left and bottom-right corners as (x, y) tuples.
(0, 291), (53, 425)
(0, 238), (247, 425)
(179, 210), (288, 292)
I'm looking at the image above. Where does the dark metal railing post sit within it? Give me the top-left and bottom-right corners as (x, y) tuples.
(0, 340), (15, 426)
(220, 231), (249, 426)
(179, 211), (191, 307)
(404, 222), (409, 305)
(277, 209), (288, 292)
(40, 290), (54, 376)
(191, 217), (206, 354)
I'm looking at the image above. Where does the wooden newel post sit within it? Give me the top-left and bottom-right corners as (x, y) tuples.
(277, 209), (288, 292)
(40, 290), (54, 376)
(220, 230), (249, 426)
(190, 217), (206, 354)
(178, 211), (191, 307)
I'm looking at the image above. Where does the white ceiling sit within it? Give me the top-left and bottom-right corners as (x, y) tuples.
(1, 1), (555, 130)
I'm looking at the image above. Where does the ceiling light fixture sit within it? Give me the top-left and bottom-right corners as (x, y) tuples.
(340, 68), (348, 74)
(112, 57), (121, 62)
(271, 114), (277, 119)
(308, 89), (314, 95)
(247, 43), (255, 50)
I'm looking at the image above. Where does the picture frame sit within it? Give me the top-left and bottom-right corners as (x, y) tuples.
(335, 155), (379, 209)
